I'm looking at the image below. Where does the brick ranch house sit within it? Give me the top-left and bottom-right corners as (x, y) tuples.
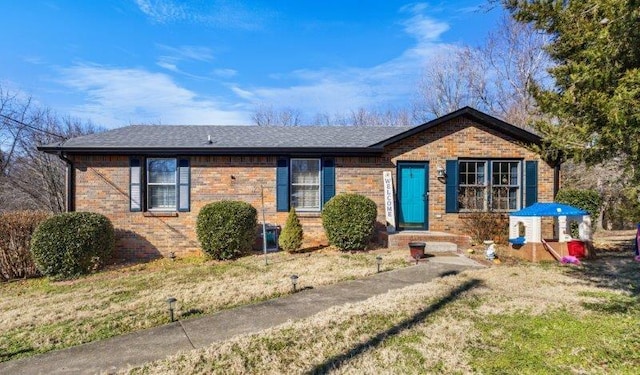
(39, 107), (559, 261)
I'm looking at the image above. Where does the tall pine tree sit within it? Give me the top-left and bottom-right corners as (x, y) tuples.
(504, 0), (640, 181)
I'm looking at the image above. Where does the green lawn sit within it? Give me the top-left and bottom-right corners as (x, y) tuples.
(127, 250), (640, 374)
(0, 249), (408, 362)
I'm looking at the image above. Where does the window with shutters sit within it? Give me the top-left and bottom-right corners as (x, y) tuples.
(458, 161), (487, 210)
(458, 160), (521, 212)
(130, 157), (189, 212)
(147, 158), (177, 210)
(491, 161), (520, 210)
(290, 158), (321, 211)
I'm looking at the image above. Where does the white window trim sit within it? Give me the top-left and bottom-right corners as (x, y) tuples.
(459, 159), (522, 212)
(147, 157), (177, 211)
(491, 160), (521, 211)
(459, 160), (488, 211)
(290, 158), (321, 212)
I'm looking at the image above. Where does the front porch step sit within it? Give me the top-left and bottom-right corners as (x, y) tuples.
(387, 231), (471, 252)
(423, 242), (458, 252)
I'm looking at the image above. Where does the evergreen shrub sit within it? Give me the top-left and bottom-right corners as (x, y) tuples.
(279, 208), (303, 252)
(197, 201), (257, 260)
(322, 193), (377, 251)
(556, 189), (602, 227)
(30, 212), (115, 279)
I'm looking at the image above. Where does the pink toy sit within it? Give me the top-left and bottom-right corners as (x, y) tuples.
(561, 255), (581, 265)
(634, 255), (640, 262)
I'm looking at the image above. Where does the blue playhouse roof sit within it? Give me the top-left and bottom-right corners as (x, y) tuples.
(511, 202), (588, 217)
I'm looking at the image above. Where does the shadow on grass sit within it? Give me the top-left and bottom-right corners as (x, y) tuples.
(305, 278), (483, 375)
(0, 347), (34, 362)
(439, 270), (460, 278)
(566, 246), (640, 296)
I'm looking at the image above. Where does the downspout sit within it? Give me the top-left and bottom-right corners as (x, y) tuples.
(57, 151), (75, 212)
(553, 161), (561, 199)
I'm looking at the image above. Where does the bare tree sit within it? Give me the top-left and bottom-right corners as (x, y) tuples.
(252, 104), (302, 126)
(413, 15), (551, 127)
(1, 87), (36, 176)
(478, 15), (551, 126)
(0, 86), (101, 212)
(252, 104), (413, 127)
(346, 107), (413, 126)
(413, 49), (486, 122)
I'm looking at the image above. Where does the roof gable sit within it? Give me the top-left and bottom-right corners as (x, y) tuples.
(372, 107), (541, 148)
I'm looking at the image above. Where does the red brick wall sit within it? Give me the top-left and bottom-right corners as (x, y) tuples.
(384, 116), (556, 234)
(70, 117), (556, 260)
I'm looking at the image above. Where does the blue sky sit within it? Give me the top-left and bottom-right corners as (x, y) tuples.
(0, 1), (502, 128)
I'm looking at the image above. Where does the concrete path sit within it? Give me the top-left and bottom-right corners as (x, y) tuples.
(1, 255), (482, 375)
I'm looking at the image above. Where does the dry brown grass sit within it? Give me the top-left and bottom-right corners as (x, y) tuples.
(0, 249), (408, 361)
(127, 260), (629, 375)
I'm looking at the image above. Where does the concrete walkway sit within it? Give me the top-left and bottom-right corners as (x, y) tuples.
(1, 255), (482, 375)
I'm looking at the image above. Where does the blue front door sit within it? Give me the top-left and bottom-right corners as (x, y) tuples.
(398, 162), (429, 230)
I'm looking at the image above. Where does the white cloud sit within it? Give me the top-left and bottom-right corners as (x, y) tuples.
(232, 3), (456, 116)
(157, 44), (214, 62)
(400, 3), (450, 45)
(155, 45), (216, 79)
(134, 0), (186, 24)
(213, 68), (237, 79)
(156, 60), (178, 72)
(59, 64), (249, 127)
(133, 0), (272, 30)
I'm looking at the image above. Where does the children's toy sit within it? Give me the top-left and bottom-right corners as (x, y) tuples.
(561, 255), (581, 265)
(485, 243), (496, 261)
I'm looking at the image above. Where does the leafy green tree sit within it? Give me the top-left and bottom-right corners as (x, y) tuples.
(504, 0), (640, 181)
(278, 208), (303, 253)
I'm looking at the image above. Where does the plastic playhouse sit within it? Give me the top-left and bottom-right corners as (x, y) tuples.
(507, 202), (590, 262)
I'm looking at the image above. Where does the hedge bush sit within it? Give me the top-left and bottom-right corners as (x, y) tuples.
(197, 201), (257, 260)
(279, 208), (303, 252)
(0, 211), (51, 281)
(322, 193), (377, 251)
(556, 189), (602, 223)
(30, 212), (115, 279)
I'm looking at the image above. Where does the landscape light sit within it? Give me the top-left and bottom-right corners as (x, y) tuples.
(290, 274), (299, 292)
(376, 255), (382, 273)
(166, 297), (177, 322)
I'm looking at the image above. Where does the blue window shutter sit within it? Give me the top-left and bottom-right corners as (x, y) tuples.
(276, 158), (289, 212)
(525, 160), (538, 207)
(130, 157), (142, 212)
(322, 158), (335, 206)
(445, 160), (459, 213)
(177, 158), (190, 212)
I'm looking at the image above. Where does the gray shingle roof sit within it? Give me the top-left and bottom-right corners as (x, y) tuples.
(38, 107), (542, 155)
(41, 125), (412, 151)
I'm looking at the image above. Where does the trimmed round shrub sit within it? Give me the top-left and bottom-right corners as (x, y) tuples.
(197, 201), (257, 260)
(30, 212), (115, 279)
(279, 208), (303, 253)
(322, 193), (377, 251)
